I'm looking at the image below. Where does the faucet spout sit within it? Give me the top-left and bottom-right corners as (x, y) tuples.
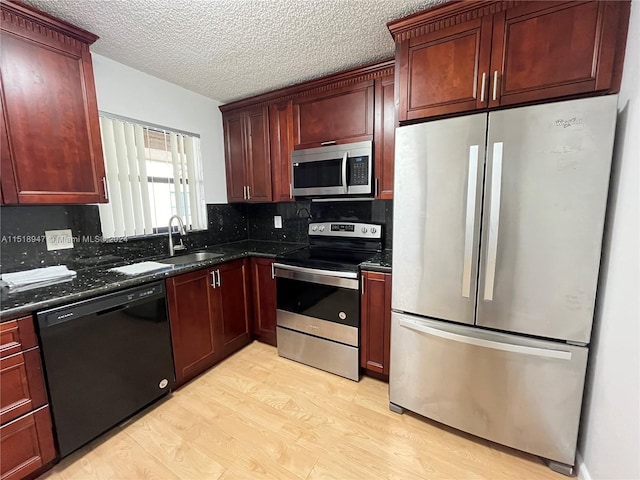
(168, 215), (187, 256)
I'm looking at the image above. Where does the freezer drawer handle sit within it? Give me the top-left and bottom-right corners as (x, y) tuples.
(398, 318), (572, 360)
(484, 142), (503, 301)
(462, 145), (479, 298)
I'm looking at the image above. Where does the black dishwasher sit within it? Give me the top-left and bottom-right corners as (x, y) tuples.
(37, 282), (174, 458)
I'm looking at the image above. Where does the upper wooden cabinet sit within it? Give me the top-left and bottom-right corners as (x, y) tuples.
(223, 105), (272, 203)
(389, 0), (631, 121)
(373, 75), (396, 199)
(292, 80), (374, 149)
(269, 101), (294, 202)
(0, 1), (107, 205)
(490, 1), (630, 108)
(220, 60), (394, 201)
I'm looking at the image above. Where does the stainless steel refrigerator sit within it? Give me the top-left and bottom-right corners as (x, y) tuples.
(390, 95), (618, 474)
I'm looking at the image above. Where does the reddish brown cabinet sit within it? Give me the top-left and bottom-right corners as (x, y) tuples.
(166, 268), (219, 386)
(373, 75), (396, 199)
(167, 259), (252, 387)
(0, 406), (56, 480)
(394, 14), (492, 120)
(0, 1), (107, 205)
(217, 260), (252, 357)
(250, 258), (277, 346)
(0, 315), (56, 480)
(490, 1), (630, 108)
(292, 80), (374, 149)
(223, 106), (272, 203)
(389, 0), (630, 121)
(269, 101), (295, 202)
(360, 271), (392, 378)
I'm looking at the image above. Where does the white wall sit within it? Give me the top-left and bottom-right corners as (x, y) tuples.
(91, 53), (227, 204)
(578, 2), (640, 479)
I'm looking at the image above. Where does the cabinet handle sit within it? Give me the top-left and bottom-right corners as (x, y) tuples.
(375, 178), (379, 197)
(480, 72), (486, 103)
(493, 71), (499, 101)
(271, 262), (275, 279)
(210, 271), (216, 289)
(247, 185), (251, 200)
(289, 182), (293, 199)
(215, 269), (221, 287)
(102, 177), (108, 201)
(320, 141), (337, 146)
(361, 277), (365, 295)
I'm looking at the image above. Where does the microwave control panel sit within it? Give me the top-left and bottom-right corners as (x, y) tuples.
(349, 156), (369, 185)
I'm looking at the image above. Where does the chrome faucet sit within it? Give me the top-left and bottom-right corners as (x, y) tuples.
(168, 215), (187, 256)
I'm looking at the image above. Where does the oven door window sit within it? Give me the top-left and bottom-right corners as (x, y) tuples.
(293, 158), (343, 188)
(277, 277), (359, 328)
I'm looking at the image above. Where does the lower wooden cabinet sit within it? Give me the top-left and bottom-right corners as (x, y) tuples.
(0, 406), (56, 480)
(167, 259), (252, 387)
(1, 315), (56, 480)
(360, 271), (392, 378)
(251, 258), (277, 346)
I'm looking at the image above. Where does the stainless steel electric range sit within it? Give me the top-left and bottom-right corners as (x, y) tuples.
(274, 221), (383, 381)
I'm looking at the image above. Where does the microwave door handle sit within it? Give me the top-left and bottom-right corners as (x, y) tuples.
(342, 152), (348, 194)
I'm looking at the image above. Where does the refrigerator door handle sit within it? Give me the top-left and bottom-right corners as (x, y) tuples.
(484, 142), (503, 301)
(398, 317), (572, 360)
(462, 145), (479, 298)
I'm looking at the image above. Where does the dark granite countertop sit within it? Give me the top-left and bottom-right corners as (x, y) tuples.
(0, 240), (305, 320)
(360, 250), (393, 273)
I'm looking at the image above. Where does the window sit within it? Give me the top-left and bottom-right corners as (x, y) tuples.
(97, 114), (207, 239)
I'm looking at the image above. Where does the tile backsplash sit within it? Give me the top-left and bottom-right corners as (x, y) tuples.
(0, 199), (392, 272)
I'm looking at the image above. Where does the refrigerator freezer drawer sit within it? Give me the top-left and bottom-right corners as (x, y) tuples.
(389, 312), (588, 465)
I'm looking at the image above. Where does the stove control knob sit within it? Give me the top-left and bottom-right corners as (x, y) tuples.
(311, 225), (318, 232)
(361, 227), (368, 233)
(319, 225), (325, 232)
(371, 227), (377, 234)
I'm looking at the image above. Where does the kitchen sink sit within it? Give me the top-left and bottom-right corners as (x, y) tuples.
(159, 251), (224, 265)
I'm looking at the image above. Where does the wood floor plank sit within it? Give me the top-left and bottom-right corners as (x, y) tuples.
(40, 341), (567, 480)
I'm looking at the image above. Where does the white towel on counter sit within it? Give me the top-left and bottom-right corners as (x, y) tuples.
(110, 261), (171, 276)
(0, 265), (77, 291)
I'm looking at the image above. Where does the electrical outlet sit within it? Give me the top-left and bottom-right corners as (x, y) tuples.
(45, 229), (74, 251)
(274, 216), (282, 229)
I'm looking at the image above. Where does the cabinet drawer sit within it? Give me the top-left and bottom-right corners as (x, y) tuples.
(0, 406), (56, 480)
(0, 348), (47, 425)
(0, 317), (37, 358)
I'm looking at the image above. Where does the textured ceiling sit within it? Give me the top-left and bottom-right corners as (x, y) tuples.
(22, 0), (443, 103)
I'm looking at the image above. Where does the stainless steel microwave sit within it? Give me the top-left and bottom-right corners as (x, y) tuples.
(291, 141), (373, 197)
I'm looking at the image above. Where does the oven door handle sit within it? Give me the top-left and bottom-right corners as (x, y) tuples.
(273, 263), (359, 290)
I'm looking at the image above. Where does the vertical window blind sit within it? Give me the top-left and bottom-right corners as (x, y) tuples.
(98, 114), (207, 239)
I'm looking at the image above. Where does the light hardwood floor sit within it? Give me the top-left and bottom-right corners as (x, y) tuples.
(39, 341), (567, 480)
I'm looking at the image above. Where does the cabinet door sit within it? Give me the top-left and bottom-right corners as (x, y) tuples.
(166, 269), (218, 386)
(292, 80), (374, 148)
(0, 406), (56, 480)
(245, 106), (272, 202)
(374, 75), (395, 199)
(216, 259), (252, 356)
(360, 271), (392, 377)
(251, 258), (277, 346)
(0, 348), (47, 425)
(397, 15), (492, 121)
(223, 111), (248, 203)
(490, 1), (630, 107)
(269, 101), (294, 202)
(0, 29), (106, 204)
(0, 316), (37, 358)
